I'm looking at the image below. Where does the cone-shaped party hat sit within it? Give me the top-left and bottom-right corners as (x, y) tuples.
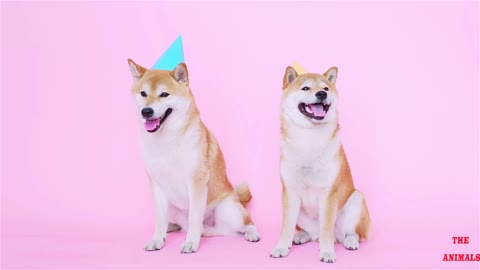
(151, 35), (184, 70)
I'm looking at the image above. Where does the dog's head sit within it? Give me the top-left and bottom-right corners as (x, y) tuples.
(281, 66), (339, 127)
(128, 59), (194, 133)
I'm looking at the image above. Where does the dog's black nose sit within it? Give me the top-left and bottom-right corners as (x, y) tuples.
(316, 91), (327, 100)
(141, 108), (154, 118)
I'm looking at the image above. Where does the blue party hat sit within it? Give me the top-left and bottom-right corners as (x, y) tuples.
(151, 35), (184, 70)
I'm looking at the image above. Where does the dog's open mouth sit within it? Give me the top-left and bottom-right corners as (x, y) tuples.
(298, 102), (331, 120)
(144, 108), (172, 133)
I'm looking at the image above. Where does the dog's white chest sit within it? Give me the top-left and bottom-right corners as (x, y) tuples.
(282, 147), (340, 189)
(281, 123), (341, 185)
(141, 135), (200, 209)
(282, 154), (339, 219)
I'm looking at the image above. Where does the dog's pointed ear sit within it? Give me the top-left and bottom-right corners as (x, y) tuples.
(323, 66), (338, 85)
(128, 58), (147, 82)
(283, 66), (298, 89)
(170, 63), (189, 86)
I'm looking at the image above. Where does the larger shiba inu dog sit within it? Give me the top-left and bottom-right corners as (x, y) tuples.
(270, 66), (371, 262)
(127, 60), (260, 253)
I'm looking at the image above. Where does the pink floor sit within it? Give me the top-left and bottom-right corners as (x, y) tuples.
(2, 217), (479, 269)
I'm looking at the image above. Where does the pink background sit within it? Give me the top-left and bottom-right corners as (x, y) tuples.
(1, 1), (479, 269)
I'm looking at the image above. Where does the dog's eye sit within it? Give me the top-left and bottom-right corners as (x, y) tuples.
(159, 92), (170, 98)
(140, 91), (147, 97)
(323, 87), (329, 91)
(301, 86), (310, 91)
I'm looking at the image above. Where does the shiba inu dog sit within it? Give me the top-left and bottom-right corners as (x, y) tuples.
(270, 66), (371, 262)
(127, 60), (260, 253)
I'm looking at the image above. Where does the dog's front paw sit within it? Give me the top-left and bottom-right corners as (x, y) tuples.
(180, 240), (199, 254)
(319, 250), (336, 263)
(270, 245), (290, 258)
(145, 238), (165, 251)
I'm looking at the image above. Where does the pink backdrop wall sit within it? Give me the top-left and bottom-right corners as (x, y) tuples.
(1, 1), (479, 269)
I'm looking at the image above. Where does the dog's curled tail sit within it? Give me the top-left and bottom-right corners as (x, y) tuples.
(235, 182), (252, 207)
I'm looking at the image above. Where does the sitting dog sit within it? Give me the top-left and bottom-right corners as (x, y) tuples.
(270, 66), (371, 262)
(127, 60), (260, 253)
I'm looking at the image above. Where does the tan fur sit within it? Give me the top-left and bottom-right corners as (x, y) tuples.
(193, 121), (233, 204)
(283, 72), (338, 97)
(334, 147), (372, 243)
(356, 198), (372, 240)
(235, 183), (253, 207)
(330, 146), (356, 210)
(242, 207), (254, 226)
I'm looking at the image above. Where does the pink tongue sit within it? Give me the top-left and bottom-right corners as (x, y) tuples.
(144, 118), (160, 131)
(309, 104), (326, 117)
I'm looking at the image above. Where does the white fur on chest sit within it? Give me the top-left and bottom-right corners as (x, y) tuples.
(281, 123), (341, 190)
(140, 128), (201, 210)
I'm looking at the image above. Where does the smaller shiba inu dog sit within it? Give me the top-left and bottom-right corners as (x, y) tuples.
(270, 66), (371, 262)
(128, 60), (260, 253)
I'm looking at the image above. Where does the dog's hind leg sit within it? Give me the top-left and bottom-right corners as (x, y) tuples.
(335, 190), (371, 251)
(293, 230), (311, 245)
(202, 195), (260, 242)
